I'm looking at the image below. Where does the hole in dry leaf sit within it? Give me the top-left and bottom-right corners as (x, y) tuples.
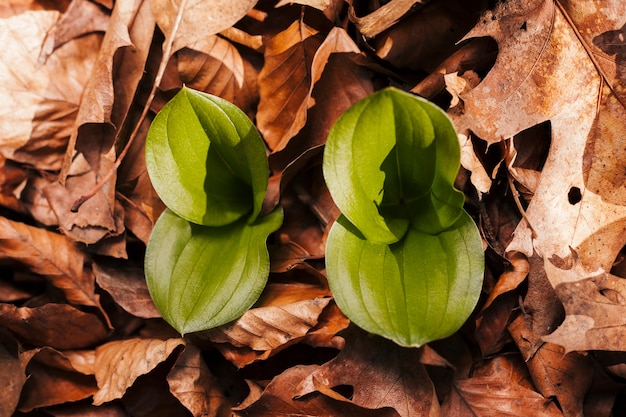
(512, 122), (551, 172)
(611, 245), (626, 279)
(568, 187), (582, 205)
(331, 384), (354, 400)
(520, 21), (527, 31)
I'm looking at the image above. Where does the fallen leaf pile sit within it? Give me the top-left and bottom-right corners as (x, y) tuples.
(1, 0), (625, 416)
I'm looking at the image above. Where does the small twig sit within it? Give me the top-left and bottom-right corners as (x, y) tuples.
(71, 0), (188, 212)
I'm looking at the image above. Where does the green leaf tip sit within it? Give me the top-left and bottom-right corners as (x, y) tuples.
(323, 87), (484, 347)
(145, 86), (268, 227)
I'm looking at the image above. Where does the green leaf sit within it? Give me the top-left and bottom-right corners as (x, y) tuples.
(325, 211), (484, 347)
(145, 207), (283, 335)
(322, 87), (465, 241)
(145, 87), (268, 226)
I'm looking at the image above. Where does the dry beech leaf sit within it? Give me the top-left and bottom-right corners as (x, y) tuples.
(166, 345), (230, 417)
(0, 217), (99, 307)
(93, 338), (185, 406)
(257, 19), (324, 152)
(0, 303), (108, 350)
(150, 0), (258, 53)
(443, 376), (562, 416)
(93, 261), (160, 319)
(347, 0), (426, 38)
(374, 0), (487, 69)
(236, 364), (402, 417)
(201, 282), (331, 367)
(18, 347), (98, 412)
(295, 326), (441, 417)
(0, 330), (26, 417)
(275, 0), (332, 11)
(177, 35), (259, 118)
(451, 0), (626, 272)
(0, 10), (100, 171)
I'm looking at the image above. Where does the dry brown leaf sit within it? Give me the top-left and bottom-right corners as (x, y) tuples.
(150, 0), (258, 54)
(275, 0), (331, 11)
(0, 330), (26, 417)
(235, 364), (402, 417)
(443, 377), (563, 416)
(18, 347), (98, 412)
(451, 0), (626, 272)
(257, 19), (323, 152)
(0, 303), (108, 349)
(166, 345), (230, 417)
(0, 10), (100, 171)
(201, 282), (331, 367)
(93, 338), (185, 405)
(374, 0), (487, 70)
(93, 260), (160, 319)
(541, 255), (626, 352)
(177, 35), (260, 118)
(0, 216), (100, 307)
(347, 0), (427, 38)
(295, 326), (442, 417)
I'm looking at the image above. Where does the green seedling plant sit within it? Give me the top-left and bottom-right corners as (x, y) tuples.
(323, 87), (484, 347)
(144, 86), (282, 335)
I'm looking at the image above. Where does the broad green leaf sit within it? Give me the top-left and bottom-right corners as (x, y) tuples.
(145, 87), (268, 226)
(326, 211), (483, 347)
(322, 87), (464, 242)
(145, 207), (283, 335)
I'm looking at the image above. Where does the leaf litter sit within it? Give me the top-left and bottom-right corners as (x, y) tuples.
(0, 0), (625, 416)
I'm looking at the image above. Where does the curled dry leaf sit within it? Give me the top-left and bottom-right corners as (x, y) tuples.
(0, 303), (108, 350)
(177, 35), (260, 118)
(0, 216), (99, 307)
(295, 326), (441, 417)
(93, 338), (185, 406)
(166, 345), (230, 417)
(0, 10), (100, 171)
(0, 330), (25, 417)
(257, 20), (323, 152)
(236, 364), (402, 417)
(93, 261), (160, 319)
(150, 0), (258, 54)
(201, 282), (331, 368)
(18, 347), (98, 412)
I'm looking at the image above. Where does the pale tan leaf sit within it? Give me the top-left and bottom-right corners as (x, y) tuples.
(257, 20), (323, 152)
(0, 10), (99, 170)
(275, 0), (331, 11)
(150, 0), (258, 53)
(450, 0), (626, 273)
(541, 255), (626, 352)
(93, 338), (185, 405)
(347, 0), (427, 38)
(458, 133), (491, 195)
(166, 345), (230, 417)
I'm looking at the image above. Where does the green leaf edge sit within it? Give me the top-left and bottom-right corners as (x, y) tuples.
(145, 207), (284, 335)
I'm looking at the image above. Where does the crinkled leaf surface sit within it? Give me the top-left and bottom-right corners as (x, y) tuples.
(145, 207), (283, 335)
(145, 87), (268, 226)
(326, 211), (483, 347)
(322, 87), (464, 243)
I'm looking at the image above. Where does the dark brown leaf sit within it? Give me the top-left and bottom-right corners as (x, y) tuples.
(0, 303), (108, 349)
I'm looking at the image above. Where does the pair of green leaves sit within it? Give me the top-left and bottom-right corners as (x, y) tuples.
(144, 86), (483, 347)
(323, 88), (484, 347)
(144, 87), (282, 335)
